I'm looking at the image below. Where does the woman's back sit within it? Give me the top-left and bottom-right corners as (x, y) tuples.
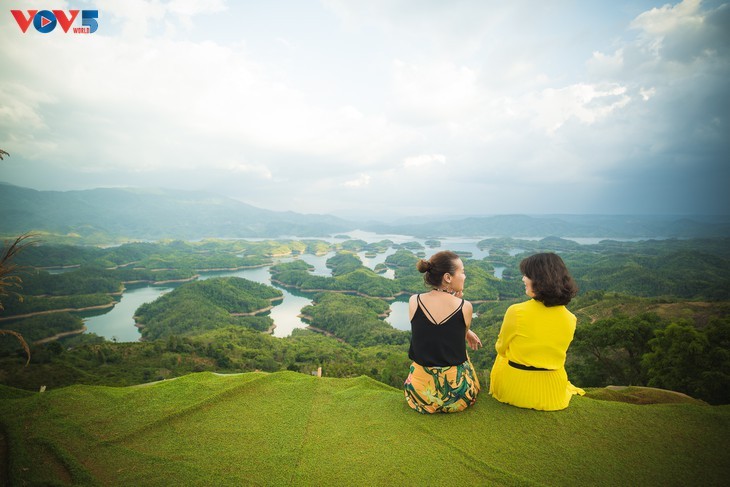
(408, 294), (467, 367)
(497, 299), (576, 370)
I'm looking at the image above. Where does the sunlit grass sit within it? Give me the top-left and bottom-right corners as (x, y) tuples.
(1, 371), (728, 486)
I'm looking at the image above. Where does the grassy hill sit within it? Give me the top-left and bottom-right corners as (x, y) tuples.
(1, 371), (728, 486)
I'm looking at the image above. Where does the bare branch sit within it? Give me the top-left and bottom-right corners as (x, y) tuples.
(0, 233), (37, 306)
(0, 233), (38, 365)
(0, 149), (8, 160)
(0, 330), (31, 366)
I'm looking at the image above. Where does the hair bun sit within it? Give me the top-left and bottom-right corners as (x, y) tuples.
(416, 259), (432, 273)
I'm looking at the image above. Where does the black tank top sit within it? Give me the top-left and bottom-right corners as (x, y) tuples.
(408, 294), (467, 367)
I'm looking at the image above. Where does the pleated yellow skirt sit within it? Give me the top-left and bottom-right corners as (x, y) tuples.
(489, 355), (584, 411)
(404, 360), (481, 414)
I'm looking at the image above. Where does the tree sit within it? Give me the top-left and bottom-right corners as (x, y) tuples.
(643, 321), (706, 392)
(643, 319), (730, 404)
(569, 314), (662, 387)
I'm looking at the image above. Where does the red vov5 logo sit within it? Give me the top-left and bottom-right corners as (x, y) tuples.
(11, 9), (98, 34)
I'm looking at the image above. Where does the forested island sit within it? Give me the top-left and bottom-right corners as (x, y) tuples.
(0, 236), (728, 405)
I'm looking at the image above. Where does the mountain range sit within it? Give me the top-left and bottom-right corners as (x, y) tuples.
(1, 182), (728, 240)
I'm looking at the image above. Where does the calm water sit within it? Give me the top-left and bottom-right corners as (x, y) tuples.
(81, 231), (603, 341)
(384, 297), (410, 331)
(83, 285), (174, 342)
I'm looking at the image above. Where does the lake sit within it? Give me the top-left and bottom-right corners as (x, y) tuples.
(83, 243), (411, 341)
(80, 231), (616, 342)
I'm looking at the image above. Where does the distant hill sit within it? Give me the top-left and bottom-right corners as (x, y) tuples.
(1, 182), (728, 240)
(0, 183), (353, 239)
(1, 371), (727, 485)
(365, 213), (730, 238)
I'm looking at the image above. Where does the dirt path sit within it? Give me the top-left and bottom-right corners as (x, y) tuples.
(0, 303), (116, 322)
(33, 326), (88, 344)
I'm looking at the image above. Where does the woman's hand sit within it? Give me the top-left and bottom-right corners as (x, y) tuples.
(466, 329), (482, 351)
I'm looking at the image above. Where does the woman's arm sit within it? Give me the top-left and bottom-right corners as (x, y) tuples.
(463, 300), (482, 350)
(466, 329), (482, 350)
(495, 305), (519, 356)
(408, 294), (418, 321)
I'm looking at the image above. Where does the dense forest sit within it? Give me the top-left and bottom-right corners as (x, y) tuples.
(0, 236), (728, 404)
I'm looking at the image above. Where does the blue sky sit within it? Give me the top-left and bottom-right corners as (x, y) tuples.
(1, 0), (728, 219)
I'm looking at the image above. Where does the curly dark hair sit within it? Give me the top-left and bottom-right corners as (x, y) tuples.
(519, 252), (578, 306)
(416, 250), (459, 288)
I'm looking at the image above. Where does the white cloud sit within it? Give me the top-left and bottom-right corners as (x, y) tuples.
(588, 49), (625, 78)
(630, 0), (703, 35)
(515, 83), (630, 135)
(403, 154), (446, 169)
(640, 86), (656, 101)
(344, 174), (371, 188)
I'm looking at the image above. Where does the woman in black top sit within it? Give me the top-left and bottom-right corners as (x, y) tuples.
(404, 250), (482, 413)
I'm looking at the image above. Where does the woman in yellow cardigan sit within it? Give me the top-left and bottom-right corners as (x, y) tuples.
(489, 253), (585, 411)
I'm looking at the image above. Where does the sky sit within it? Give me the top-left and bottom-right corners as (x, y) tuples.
(1, 0), (728, 220)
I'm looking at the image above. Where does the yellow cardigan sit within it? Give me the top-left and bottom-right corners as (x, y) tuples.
(495, 299), (576, 371)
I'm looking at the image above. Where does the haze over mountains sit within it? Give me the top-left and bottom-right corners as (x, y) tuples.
(1, 182), (728, 240)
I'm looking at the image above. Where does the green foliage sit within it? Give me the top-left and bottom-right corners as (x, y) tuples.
(565, 306), (730, 404)
(643, 318), (730, 404)
(300, 239), (332, 255)
(462, 260), (500, 301)
(384, 248), (419, 270)
(336, 239), (368, 252)
(363, 239), (394, 253)
(0, 313), (83, 352)
(18, 266), (122, 296)
(336, 269), (400, 297)
(273, 254), (404, 299)
(0, 292), (114, 316)
(395, 241), (424, 251)
(13, 243), (105, 267)
(326, 252), (363, 276)
(136, 277), (280, 340)
(302, 293), (409, 347)
(113, 266), (196, 283)
(569, 314), (665, 387)
(567, 249), (730, 300)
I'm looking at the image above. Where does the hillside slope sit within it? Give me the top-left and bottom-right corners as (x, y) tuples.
(1, 371), (728, 486)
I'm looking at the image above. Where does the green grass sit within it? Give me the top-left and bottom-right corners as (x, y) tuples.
(1, 371), (728, 486)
